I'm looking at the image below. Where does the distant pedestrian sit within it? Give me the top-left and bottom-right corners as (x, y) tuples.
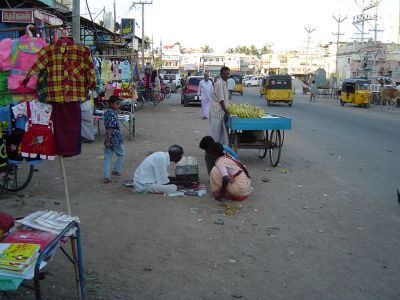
(103, 96), (125, 183)
(210, 66), (231, 145)
(227, 75), (235, 100)
(197, 73), (213, 119)
(310, 80), (317, 102)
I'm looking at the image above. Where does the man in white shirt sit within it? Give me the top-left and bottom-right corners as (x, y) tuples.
(227, 75), (236, 100)
(210, 67), (231, 145)
(197, 73), (213, 119)
(133, 145), (190, 194)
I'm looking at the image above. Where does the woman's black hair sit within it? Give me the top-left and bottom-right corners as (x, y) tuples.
(206, 142), (224, 156)
(199, 136), (215, 150)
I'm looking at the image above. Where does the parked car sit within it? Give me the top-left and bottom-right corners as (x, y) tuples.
(181, 76), (204, 106)
(162, 74), (182, 92)
(243, 76), (261, 87)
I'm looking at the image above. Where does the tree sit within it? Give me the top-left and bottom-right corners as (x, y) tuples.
(174, 41), (186, 54)
(226, 47), (235, 54)
(201, 45), (214, 53)
(249, 45), (259, 56)
(260, 43), (273, 55)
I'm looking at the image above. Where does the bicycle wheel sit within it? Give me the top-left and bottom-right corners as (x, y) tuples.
(0, 161), (34, 192)
(269, 130), (282, 167)
(135, 94), (145, 111)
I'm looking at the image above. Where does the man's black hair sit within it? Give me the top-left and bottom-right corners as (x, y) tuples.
(168, 144), (184, 156)
(199, 136), (215, 150)
(220, 66), (230, 74)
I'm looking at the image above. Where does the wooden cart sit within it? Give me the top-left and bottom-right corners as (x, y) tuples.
(226, 114), (292, 167)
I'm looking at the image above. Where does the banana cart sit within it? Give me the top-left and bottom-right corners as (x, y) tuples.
(227, 114), (292, 167)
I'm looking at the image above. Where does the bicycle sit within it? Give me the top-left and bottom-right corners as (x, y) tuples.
(135, 87), (165, 111)
(0, 132), (35, 193)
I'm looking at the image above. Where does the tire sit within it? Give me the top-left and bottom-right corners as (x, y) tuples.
(240, 92), (243, 96)
(136, 95), (144, 111)
(183, 98), (189, 107)
(0, 163), (34, 192)
(269, 130), (282, 167)
(288, 102), (292, 107)
(247, 83), (251, 87)
(340, 100), (345, 106)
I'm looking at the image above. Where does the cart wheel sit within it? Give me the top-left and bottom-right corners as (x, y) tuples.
(269, 130), (282, 167)
(232, 132), (239, 154)
(258, 130), (267, 159)
(340, 100), (345, 106)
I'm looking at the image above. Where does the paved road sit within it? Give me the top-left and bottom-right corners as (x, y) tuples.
(233, 86), (400, 203)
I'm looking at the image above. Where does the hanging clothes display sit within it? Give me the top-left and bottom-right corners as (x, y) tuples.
(100, 59), (112, 82)
(119, 60), (131, 81)
(0, 38), (13, 71)
(26, 37), (95, 103)
(12, 100), (56, 160)
(0, 71), (11, 106)
(8, 35), (47, 93)
(111, 60), (120, 81)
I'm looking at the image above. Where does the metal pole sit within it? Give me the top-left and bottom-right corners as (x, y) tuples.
(72, 0), (80, 43)
(160, 39), (163, 73)
(304, 27), (316, 76)
(333, 15), (347, 80)
(132, 1), (152, 74)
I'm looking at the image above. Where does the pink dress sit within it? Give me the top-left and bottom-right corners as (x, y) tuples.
(8, 35), (47, 92)
(0, 38), (13, 71)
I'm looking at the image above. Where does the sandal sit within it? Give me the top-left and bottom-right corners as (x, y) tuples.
(112, 171), (121, 176)
(104, 178), (111, 183)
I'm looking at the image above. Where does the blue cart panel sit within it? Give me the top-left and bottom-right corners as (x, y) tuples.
(227, 114), (292, 131)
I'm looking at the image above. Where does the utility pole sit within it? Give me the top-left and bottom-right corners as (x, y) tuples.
(304, 27), (316, 76)
(160, 39), (163, 73)
(132, 1), (153, 74)
(72, 0), (80, 43)
(333, 15), (347, 81)
(113, 0), (116, 33)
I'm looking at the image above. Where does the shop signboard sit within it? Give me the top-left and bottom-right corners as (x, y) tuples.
(34, 10), (63, 26)
(121, 18), (135, 39)
(2, 9), (34, 23)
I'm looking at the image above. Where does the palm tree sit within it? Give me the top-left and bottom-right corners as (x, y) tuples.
(249, 45), (259, 56)
(260, 43), (273, 55)
(174, 41), (186, 54)
(226, 47), (235, 54)
(201, 45), (214, 53)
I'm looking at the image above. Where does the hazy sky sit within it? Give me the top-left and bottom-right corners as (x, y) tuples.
(82, 0), (399, 52)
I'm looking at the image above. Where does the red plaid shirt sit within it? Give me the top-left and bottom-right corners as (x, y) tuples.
(27, 39), (95, 103)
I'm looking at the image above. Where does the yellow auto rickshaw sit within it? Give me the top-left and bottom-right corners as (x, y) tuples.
(260, 76), (268, 97)
(231, 74), (243, 95)
(340, 79), (371, 107)
(265, 75), (293, 106)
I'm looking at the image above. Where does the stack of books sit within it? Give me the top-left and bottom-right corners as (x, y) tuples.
(0, 243), (44, 280)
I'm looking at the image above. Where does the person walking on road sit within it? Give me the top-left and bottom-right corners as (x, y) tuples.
(310, 80), (317, 102)
(210, 66), (231, 145)
(227, 75), (235, 100)
(197, 73), (213, 119)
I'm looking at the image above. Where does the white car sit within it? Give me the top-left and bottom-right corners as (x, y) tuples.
(243, 76), (261, 87)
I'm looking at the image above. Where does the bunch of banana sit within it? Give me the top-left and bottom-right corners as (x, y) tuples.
(227, 103), (265, 118)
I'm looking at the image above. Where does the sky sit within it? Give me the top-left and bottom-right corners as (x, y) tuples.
(82, 0), (399, 53)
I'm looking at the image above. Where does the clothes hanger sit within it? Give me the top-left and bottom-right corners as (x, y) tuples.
(25, 24), (34, 37)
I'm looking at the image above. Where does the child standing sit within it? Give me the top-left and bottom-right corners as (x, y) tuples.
(103, 96), (125, 183)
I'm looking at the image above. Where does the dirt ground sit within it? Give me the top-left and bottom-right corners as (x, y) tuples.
(1, 94), (399, 300)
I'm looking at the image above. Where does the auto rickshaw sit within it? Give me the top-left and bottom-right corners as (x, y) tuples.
(231, 74), (243, 95)
(340, 79), (371, 107)
(260, 76), (268, 97)
(264, 75), (293, 106)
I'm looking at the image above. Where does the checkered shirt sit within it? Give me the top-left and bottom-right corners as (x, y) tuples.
(27, 39), (95, 103)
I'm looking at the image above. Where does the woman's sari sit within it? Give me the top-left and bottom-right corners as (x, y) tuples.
(210, 156), (251, 201)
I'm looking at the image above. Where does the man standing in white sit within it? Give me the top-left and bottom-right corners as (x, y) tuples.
(210, 66), (231, 145)
(197, 73), (213, 119)
(227, 75), (235, 100)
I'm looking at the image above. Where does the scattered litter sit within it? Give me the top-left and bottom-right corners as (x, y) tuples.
(340, 191), (349, 194)
(264, 168), (271, 171)
(303, 206), (307, 209)
(143, 267), (153, 271)
(214, 219), (224, 225)
(229, 259), (237, 263)
(197, 219), (204, 222)
(289, 251), (295, 255)
(171, 109), (176, 112)
(318, 229), (324, 233)
(281, 169), (288, 173)
(322, 193), (328, 197)
(231, 293), (243, 298)
(219, 202), (242, 216)
(253, 209), (259, 213)
(252, 223), (258, 226)
(96, 156), (104, 159)
(190, 208), (199, 214)
(54, 202), (60, 205)
(123, 180), (134, 187)
(266, 226), (280, 237)
(193, 130), (200, 133)
(164, 192), (185, 197)
(55, 178), (60, 180)
(261, 177), (270, 182)
(338, 155), (341, 160)
(297, 185), (303, 188)
(356, 227), (364, 230)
